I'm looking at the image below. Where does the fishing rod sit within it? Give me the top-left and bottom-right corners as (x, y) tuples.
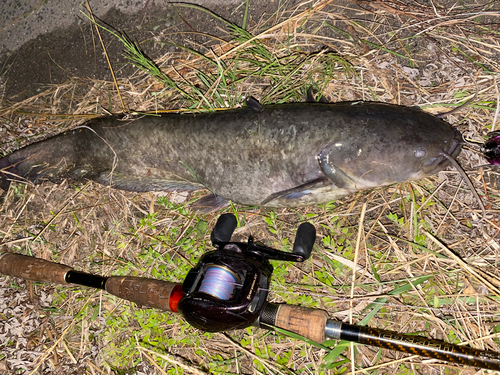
(1, 213), (500, 371)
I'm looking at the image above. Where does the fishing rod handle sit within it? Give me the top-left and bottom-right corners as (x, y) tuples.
(329, 322), (500, 371)
(0, 251), (185, 312)
(104, 276), (184, 313)
(0, 251), (73, 284)
(260, 303), (329, 343)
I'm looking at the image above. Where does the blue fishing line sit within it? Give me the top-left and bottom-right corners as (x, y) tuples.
(199, 266), (239, 300)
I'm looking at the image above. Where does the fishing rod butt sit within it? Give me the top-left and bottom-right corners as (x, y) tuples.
(260, 303), (329, 343)
(0, 251), (73, 284)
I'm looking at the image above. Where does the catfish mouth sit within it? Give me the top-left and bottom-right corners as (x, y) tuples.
(415, 129), (485, 220)
(421, 130), (463, 175)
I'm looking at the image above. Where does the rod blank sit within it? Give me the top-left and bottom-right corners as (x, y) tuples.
(339, 323), (500, 371)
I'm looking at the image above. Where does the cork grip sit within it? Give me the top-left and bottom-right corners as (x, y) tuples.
(274, 304), (328, 343)
(104, 276), (180, 312)
(0, 251), (72, 284)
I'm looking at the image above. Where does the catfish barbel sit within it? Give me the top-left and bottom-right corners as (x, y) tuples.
(0, 101), (463, 212)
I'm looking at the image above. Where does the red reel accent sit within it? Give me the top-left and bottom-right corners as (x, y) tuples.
(169, 284), (185, 313)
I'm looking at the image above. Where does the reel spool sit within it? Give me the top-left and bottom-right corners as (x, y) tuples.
(177, 214), (316, 332)
(198, 265), (240, 300)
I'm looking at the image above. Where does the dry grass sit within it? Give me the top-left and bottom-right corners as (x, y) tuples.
(1, 0), (500, 374)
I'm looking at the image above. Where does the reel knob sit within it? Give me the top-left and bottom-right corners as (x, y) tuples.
(292, 222), (316, 260)
(211, 213), (237, 244)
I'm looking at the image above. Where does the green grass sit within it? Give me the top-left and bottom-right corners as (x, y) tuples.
(85, 9), (352, 111)
(56, 186), (489, 374)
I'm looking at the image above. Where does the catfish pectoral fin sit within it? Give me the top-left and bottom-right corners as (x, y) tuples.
(317, 150), (355, 188)
(190, 193), (230, 214)
(96, 173), (203, 192)
(261, 178), (329, 205)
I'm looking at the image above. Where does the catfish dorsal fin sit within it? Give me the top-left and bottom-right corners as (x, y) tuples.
(246, 97), (264, 112)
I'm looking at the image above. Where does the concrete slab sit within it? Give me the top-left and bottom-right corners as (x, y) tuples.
(0, 0), (298, 101)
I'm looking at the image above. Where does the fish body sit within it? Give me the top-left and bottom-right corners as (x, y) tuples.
(0, 102), (461, 211)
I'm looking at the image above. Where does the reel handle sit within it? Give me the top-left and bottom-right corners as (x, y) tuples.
(210, 215), (316, 263)
(292, 222), (316, 260)
(211, 213), (237, 244)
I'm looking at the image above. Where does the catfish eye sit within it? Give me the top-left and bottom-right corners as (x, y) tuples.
(414, 147), (426, 158)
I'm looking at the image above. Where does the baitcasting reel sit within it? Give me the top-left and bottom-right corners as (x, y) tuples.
(177, 213), (316, 332)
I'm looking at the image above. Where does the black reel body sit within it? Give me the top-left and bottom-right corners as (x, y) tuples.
(178, 244), (272, 332)
(177, 214), (316, 333)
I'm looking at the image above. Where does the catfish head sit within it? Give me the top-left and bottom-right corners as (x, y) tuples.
(317, 103), (463, 190)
